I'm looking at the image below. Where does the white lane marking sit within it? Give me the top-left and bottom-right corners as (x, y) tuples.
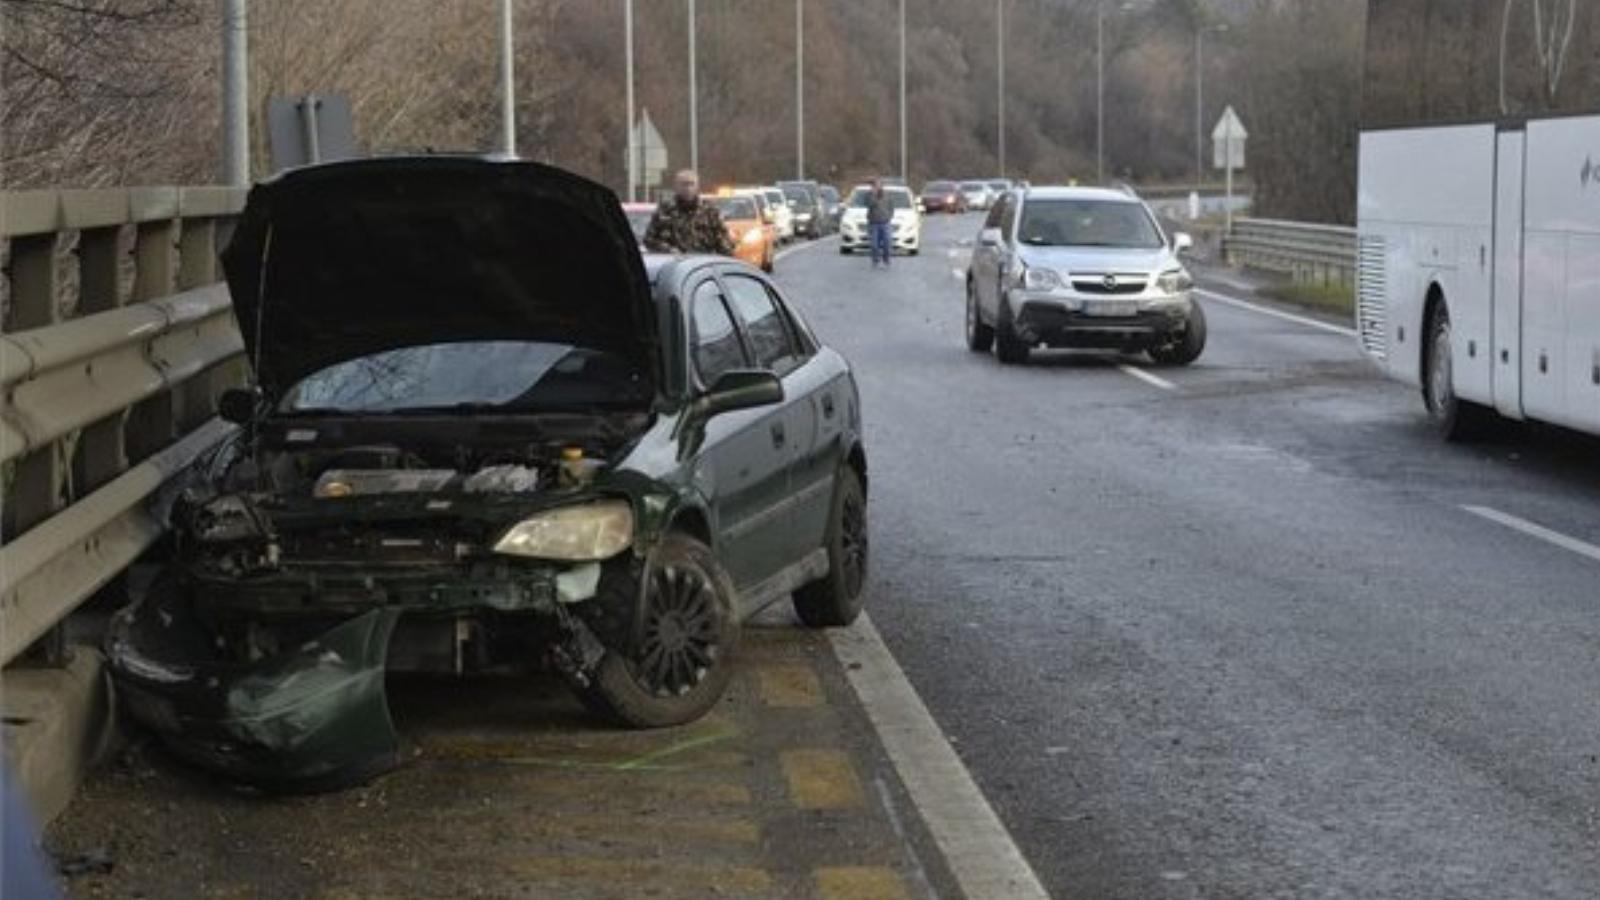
(775, 235), (837, 263)
(829, 614), (1052, 900)
(1195, 288), (1357, 338)
(947, 248), (962, 260)
(951, 268), (966, 282)
(1116, 363), (1177, 391)
(1461, 505), (1600, 566)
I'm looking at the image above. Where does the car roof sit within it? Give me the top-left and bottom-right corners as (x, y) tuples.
(1019, 186), (1142, 203)
(850, 184), (912, 194)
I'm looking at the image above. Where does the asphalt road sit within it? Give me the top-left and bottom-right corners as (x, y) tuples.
(775, 214), (1600, 900)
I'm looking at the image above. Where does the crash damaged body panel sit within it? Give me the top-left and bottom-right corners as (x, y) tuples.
(107, 158), (868, 791)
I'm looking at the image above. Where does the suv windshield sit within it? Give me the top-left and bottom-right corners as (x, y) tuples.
(1015, 199), (1164, 249)
(922, 181), (957, 194)
(280, 341), (651, 415)
(779, 185), (816, 209)
(849, 188), (912, 209)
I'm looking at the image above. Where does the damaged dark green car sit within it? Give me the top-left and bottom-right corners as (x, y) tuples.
(107, 157), (869, 791)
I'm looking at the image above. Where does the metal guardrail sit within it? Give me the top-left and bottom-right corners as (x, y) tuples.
(1222, 217), (1356, 285)
(0, 187), (247, 666)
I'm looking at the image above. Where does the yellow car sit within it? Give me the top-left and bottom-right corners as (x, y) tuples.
(708, 194), (776, 272)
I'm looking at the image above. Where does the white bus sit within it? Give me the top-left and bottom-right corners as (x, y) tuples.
(1357, 0), (1599, 439)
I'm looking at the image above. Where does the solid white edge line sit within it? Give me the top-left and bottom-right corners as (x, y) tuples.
(1195, 288), (1357, 338)
(774, 235), (838, 263)
(1461, 505), (1600, 565)
(951, 268), (966, 282)
(1116, 363), (1177, 391)
(829, 613), (1052, 900)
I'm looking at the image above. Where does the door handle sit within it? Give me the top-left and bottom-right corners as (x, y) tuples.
(770, 421), (786, 448)
(821, 393), (836, 419)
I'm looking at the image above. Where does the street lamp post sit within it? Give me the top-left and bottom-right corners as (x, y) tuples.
(498, 0), (515, 156)
(220, 0), (248, 184)
(899, 0), (907, 182)
(796, 0), (805, 179)
(1097, 1), (1140, 185)
(1195, 23), (1227, 186)
(625, 0), (636, 200)
(688, 0), (698, 172)
(997, 0), (1005, 177)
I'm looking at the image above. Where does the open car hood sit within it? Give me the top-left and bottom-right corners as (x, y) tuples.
(222, 157), (657, 395)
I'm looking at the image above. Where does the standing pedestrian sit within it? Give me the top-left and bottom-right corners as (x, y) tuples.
(866, 178), (895, 268)
(643, 169), (735, 256)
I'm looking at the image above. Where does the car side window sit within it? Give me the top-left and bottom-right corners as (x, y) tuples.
(691, 280), (747, 385)
(984, 194), (1010, 231)
(723, 275), (802, 376)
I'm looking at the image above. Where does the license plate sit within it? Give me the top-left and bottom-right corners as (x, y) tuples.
(1085, 300), (1137, 317)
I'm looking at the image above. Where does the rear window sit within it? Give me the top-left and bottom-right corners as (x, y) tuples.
(710, 196), (758, 220)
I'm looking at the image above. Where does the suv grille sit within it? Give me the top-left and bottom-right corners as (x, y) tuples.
(1071, 274), (1148, 296)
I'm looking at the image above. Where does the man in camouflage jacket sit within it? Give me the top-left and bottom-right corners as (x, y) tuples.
(643, 169), (735, 256)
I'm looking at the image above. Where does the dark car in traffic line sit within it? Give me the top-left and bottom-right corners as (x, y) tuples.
(776, 180), (828, 238)
(919, 180), (967, 213)
(106, 157), (870, 791)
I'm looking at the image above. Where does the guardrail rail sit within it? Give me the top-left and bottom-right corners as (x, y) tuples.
(1, 187), (247, 667)
(1222, 217), (1356, 286)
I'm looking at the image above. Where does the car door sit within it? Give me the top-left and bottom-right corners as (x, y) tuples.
(974, 194), (1014, 318)
(718, 273), (835, 579)
(686, 275), (792, 593)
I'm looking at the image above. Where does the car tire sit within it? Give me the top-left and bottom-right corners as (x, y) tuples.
(793, 466), (868, 628)
(966, 282), (994, 353)
(994, 295), (1030, 365)
(762, 248), (774, 274)
(1424, 302), (1497, 442)
(1148, 299), (1207, 366)
(579, 533), (739, 729)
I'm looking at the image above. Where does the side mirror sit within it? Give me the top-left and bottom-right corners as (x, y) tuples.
(979, 227), (1004, 248)
(218, 386), (262, 424)
(1172, 232), (1195, 255)
(696, 369), (783, 420)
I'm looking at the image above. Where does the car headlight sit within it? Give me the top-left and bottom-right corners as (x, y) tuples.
(741, 228), (764, 245)
(1157, 269), (1194, 295)
(1021, 267), (1061, 291)
(493, 500), (634, 561)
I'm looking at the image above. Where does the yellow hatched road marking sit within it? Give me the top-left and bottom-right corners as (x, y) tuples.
(815, 866), (913, 900)
(507, 856), (773, 893)
(757, 663), (825, 708)
(781, 749), (864, 809)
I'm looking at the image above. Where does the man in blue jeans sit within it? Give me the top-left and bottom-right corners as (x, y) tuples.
(865, 179), (895, 268)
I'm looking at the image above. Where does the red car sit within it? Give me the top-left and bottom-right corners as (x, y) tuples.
(919, 180), (968, 213)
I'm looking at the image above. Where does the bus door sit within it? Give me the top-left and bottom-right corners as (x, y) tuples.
(1491, 127), (1525, 419)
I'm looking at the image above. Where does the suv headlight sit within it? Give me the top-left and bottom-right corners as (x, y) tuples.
(493, 500), (634, 561)
(1021, 267), (1061, 291)
(1157, 269), (1193, 295)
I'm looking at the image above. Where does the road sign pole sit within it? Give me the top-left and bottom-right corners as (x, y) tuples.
(688, 0), (698, 173)
(499, 0), (515, 156)
(625, 0), (636, 201)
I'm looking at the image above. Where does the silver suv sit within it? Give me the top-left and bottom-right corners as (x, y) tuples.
(964, 186), (1205, 366)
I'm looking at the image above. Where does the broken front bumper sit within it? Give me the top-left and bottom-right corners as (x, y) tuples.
(106, 560), (620, 791)
(1013, 296), (1192, 349)
(109, 585), (404, 791)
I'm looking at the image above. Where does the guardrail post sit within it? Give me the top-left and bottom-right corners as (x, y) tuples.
(125, 196), (179, 464)
(176, 218), (223, 432)
(3, 234), (68, 542)
(73, 225), (132, 497)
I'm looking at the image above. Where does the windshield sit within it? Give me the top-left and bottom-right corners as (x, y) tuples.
(988, 180), (1011, 190)
(280, 341), (651, 414)
(819, 186), (839, 202)
(848, 188), (912, 209)
(780, 185), (815, 209)
(763, 190), (785, 207)
(922, 182), (957, 194)
(710, 196), (758, 220)
(1015, 199), (1163, 249)
(961, 181), (987, 191)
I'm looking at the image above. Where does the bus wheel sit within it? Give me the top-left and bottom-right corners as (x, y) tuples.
(1424, 303), (1495, 442)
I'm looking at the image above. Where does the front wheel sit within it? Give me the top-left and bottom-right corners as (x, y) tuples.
(1424, 303), (1497, 442)
(966, 282), (994, 353)
(580, 533), (739, 728)
(995, 296), (1030, 365)
(793, 467), (868, 628)
(1148, 300), (1207, 366)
